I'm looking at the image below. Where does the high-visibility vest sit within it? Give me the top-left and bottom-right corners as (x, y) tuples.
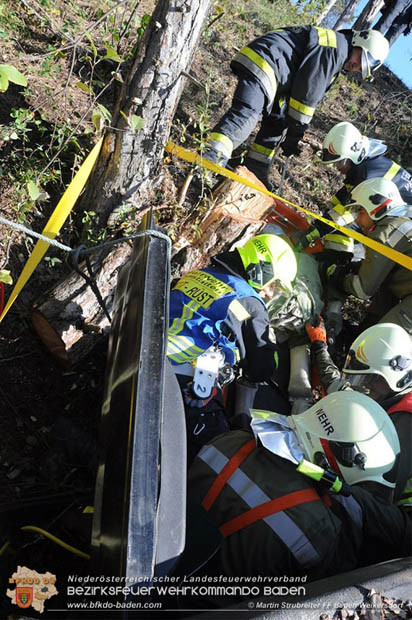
(168, 267), (263, 366)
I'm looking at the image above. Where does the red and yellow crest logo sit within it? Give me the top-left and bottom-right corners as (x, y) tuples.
(16, 587), (33, 609)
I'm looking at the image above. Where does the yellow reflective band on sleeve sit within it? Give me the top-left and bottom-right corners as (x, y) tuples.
(167, 334), (205, 364)
(208, 132), (233, 151)
(228, 299), (251, 322)
(174, 270), (233, 309)
(289, 98), (315, 118)
(331, 196), (341, 206)
(333, 204), (347, 215)
(164, 141), (412, 274)
(250, 143), (275, 158)
(324, 233), (353, 248)
(82, 506), (94, 514)
(274, 350), (279, 369)
(238, 46), (277, 94)
(384, 161), (401, 180)
(397, 477), (412, 507)
(315, 27), (337, 48)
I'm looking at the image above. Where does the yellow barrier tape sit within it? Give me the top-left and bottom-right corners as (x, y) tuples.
(0, 137), (103, 323)
(165, 141), (412, 273)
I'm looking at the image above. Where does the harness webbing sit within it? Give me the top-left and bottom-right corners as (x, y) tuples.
(202, 438), (256, 511)
(219, 488), (320, 537)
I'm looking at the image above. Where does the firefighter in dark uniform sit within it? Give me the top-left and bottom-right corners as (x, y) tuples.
(167, 234), (297, 462)
(186, 391), (410, 581)
(203, 27), (389, 187)
(306, 321), (412, 510)
(373, 0), (412, 46)
(296, 121), (412, 253)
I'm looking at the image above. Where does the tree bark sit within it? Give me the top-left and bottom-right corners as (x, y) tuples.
(353, 0), (384, 30)
(79, 0), (212, 229)
(316, 0), (340, 26)
(333, 0), (362, 30)
(32, 0), (212, 365)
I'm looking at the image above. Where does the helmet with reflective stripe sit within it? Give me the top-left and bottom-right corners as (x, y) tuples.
(343, 323), (412, 399)
(237, 234), (297, 291)
(292, 391), (400, 488)
(347, 177), (405, 220)
(352, 30), (389, 80)
(320, 121), (369, 165)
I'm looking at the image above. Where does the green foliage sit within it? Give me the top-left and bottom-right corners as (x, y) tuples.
(0, 269), (12, 284)
(0, 64), (27, 91)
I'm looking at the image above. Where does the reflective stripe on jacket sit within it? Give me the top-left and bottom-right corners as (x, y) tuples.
(188, 430), (364, 578)
(231, 26), (350, 126)
(168, 267), (263, 365)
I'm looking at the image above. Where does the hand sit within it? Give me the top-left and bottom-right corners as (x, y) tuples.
(183, 382), (218, 408)
(305, 316), (327, 344)
(281, 137), (302, 158)
(294, 225), (320, 251)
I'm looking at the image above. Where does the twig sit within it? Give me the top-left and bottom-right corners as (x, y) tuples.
(178, 172), (194, 207)
(181, 70), (207, 93)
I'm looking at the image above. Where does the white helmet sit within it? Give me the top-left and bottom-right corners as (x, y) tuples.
(347, 177), (405, 220)
(320, 122), (369, 165)
(343, 323), (412, 399)
(352, 30), (389, 80)
(291, 391), (400, 488)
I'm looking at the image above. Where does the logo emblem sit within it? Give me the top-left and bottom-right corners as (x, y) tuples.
(16, 587), (33, 609)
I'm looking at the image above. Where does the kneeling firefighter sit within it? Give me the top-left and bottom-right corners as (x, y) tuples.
(167, 234), (297, 463)
(187, 391), (410, 581)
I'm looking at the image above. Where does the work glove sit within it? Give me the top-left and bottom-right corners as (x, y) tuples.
(280, 136), (302, 158)
(294, 225), (321, 252)
(305, 316), (327, 345)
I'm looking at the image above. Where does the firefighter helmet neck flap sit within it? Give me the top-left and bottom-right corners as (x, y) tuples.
(291, 391), (400, 488)
(343, 323), (412, 400)
(351, 30), (389, 80)
(347, 177), (405, 220)
(237, 234), (297, 291)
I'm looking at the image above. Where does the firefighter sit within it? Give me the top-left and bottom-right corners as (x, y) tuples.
(203, 27), (389, 188)
(327, 177), (412, 332)
(296, 121), (412, 253)
(306, 321), (412, 509)
(186, 391), (410, 580)
(373, 0), (412, 46)
(167, 234), (297, 462)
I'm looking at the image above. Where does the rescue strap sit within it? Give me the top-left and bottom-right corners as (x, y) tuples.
(201, 438), (320, 538)
(202, 438), (256, 511)
(165, 142), (412, 274)
(219, 488), (319, 538)
(0, 138), (103, 323)
(387, 391), (412, 415)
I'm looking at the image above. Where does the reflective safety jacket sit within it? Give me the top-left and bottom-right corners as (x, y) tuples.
(188, 430), (412, 578)
(343, 213), (412, 300)
(311, 345), (412, 508)
(167, 264), (277, 382)
(231, 26), (351, 132)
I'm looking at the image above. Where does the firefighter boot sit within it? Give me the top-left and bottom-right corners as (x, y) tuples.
(243, 157), (273, 191)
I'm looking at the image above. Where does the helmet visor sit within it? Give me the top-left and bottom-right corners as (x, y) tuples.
(343, 372), (392, 401)
(320, 146), (341, 164)
(246, 260), (275, 289)
(361, 49), (381, 80)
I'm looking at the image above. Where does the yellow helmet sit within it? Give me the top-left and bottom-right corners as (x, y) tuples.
(237, 234), (297, 291)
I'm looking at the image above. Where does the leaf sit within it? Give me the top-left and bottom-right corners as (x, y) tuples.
(76, 81), (93, 94)
(0, 72), (8, 91)
(0, 64), (27, 87)
(130, 115), (145, 131)
(104, 45), (123, 63)
(92, 109), (104, 133)
(85, 31), (97, 59)
(0, 269), (12, 285)
(27, 181), (40, 200)
(97, 103), (112, 122)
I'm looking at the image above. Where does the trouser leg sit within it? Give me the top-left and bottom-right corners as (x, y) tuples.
(204, 74), (267, 166)
(244, 100), (287, 185)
